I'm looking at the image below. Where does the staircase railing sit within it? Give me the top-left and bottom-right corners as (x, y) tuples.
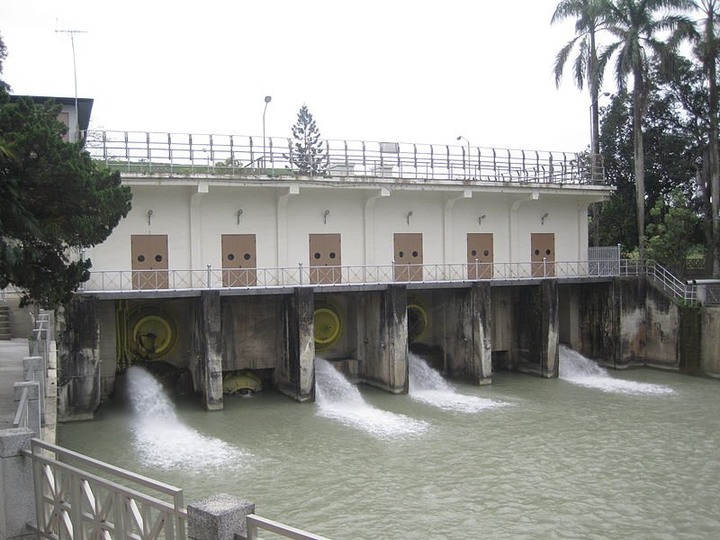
(620, 260), (698, 306)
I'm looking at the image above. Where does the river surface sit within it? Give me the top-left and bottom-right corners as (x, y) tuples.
(58, 348), (720, 539)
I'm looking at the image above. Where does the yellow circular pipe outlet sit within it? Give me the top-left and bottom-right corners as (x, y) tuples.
(132, 314), (174, 358)
(407, 303), (428, 342)
(314, 307), (341, 349)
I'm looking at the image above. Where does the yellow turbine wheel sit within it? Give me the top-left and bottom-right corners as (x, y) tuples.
(314, 307), (341, 349)
(132, 314), (174, 359)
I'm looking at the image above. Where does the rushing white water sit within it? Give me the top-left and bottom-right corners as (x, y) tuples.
(409, 353), (504, 412)
(125, 366), (252, 471)
(314, 358), (429, 438)
(559, 345), (674, 395)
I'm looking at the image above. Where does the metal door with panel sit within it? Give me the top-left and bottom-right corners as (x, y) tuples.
(222, 234), (257, 286)
(131, 235), (169, 289)
(531, 233), (555, 277)
(394, 233), (423, 281)
(309, 234), (342, 284)
(467, 233), (494, 279)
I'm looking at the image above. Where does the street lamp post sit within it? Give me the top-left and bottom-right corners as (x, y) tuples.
(589, 91), (611, 182)
(589, 91), (610, 246)
(457, 135), (471, 176)
(262, 95), (272, 168)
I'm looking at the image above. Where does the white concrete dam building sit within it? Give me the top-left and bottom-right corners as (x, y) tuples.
(83, 133), (612, 289)
(58, 130), (617, 419)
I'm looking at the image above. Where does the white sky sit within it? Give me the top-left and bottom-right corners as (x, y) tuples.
(1, 0), (596, 152)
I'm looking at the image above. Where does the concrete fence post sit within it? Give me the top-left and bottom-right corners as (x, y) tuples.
(22, 356), (43, 384)
(13, 382), (40, 437)
(0, 428), (36, 540)
(187, 494), (255, 540)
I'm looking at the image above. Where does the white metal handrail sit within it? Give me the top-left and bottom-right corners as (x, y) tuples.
(245, 515), (329, 540)
(80, 259), (620, 293)
(85, 130), (601, 185)
(27, 438), (187, 540)
(620, 260), (698, 305)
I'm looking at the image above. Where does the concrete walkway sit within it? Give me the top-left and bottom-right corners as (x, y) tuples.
(0, 338), (29, 429)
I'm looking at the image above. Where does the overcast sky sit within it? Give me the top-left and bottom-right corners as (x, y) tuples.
(1, 0), (597, 152)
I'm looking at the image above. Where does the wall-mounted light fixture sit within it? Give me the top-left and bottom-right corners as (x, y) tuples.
(478, 214), (486, 226)
(236, 209), (244, 225)
(406, 210), (414, 225)
(323, 209), (330, 224)
(541, 212), (549, 226)
(146, 209), (153, 226)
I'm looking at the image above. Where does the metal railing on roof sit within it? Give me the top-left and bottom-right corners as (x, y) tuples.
(84, 130), (604, 185)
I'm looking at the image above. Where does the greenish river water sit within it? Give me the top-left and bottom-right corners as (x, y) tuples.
(58, 348), (720, 539)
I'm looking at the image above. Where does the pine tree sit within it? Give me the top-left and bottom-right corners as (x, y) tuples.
(290, 105), (326, 176)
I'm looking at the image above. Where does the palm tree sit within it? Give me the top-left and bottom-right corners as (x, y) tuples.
(599, 0), (696, 261)
(552, 0), (609, 167)
(552, 1), (611, 247)
(693, 0), (720, 276)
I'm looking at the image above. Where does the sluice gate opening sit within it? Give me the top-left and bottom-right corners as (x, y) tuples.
(60, 279), (634, 419)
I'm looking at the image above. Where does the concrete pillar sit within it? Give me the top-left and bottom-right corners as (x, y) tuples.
(198, 291), (223, 411)
(0, 428), (35, 540)
(188, 494), (255, 540)
(56, 296), (101, 421)
(540, 280), (560, 378)
(510, 281), (559, 378)
(441, 284), (493, 384)
(357, 285), (408, 393)
(12, 382), (40, 437)
(278, 288), (314, 402)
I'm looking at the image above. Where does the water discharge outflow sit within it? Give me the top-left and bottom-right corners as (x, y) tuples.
(314, 358), (429, 438)
(409, 353), (505, 413)
(559, 345), (675, 395)
(125, 366), (252, 471)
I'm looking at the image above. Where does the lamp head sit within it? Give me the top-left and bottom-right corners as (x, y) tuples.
(264, 95), (272, 104)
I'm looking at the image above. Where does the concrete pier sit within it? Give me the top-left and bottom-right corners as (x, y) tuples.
(356, 285), (408, 394)
(196, 291), (223, 410)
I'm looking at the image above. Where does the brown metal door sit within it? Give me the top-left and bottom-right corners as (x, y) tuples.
(222, 234), (257, 286)
(131, 235), (169, 289)
(467, 233), (493, 279)
(531, 233), (555, 277)
(309, 234), (342, 284)
(394, 233), (423, 281)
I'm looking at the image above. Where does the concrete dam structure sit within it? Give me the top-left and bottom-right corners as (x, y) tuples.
(49, 129), (718, 420)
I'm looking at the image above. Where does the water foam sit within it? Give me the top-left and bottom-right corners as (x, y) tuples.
(126, 366), (252, 472)
(409, 353), (504, 412)
(559, 345), (674, 395)
(314, 358), (429, 438)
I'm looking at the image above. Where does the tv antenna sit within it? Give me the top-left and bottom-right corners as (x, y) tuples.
(55, 27), (87, 141)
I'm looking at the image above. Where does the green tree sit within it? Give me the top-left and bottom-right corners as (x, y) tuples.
(0, 43), (132, 307)
(646, 190), (704, 272)
(693, 0), (720, 276)
(598, 0), (696, 261)
(598, 61), (704, 249)
(552, 0), (608, 161)
(289, 105), (326, 176)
